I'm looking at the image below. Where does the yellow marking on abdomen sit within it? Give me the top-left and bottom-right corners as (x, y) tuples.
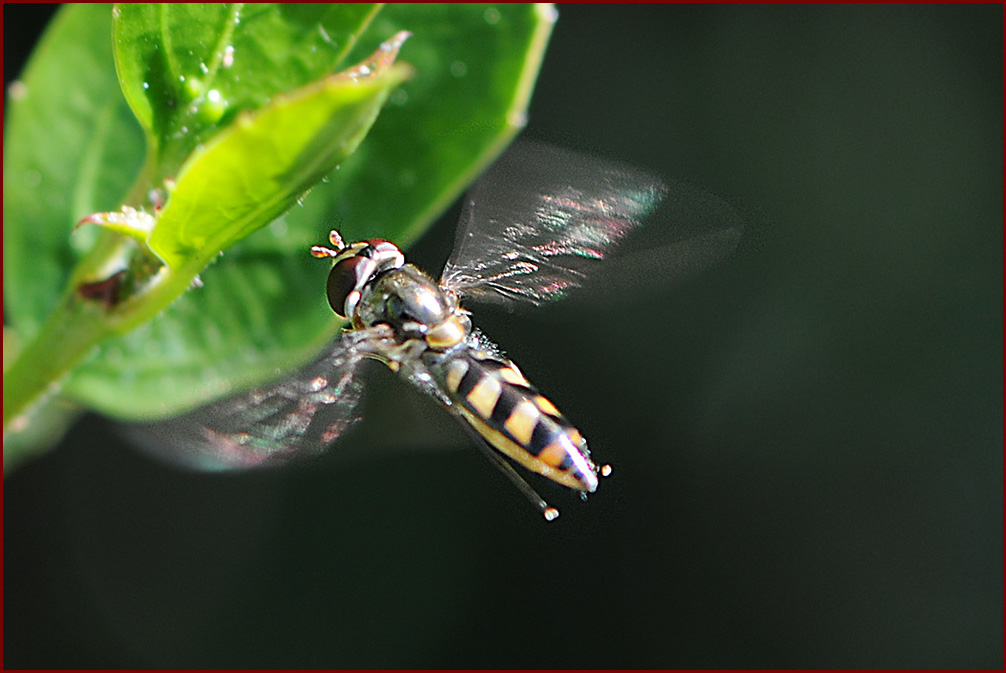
(445, 359), (469, 393)
(534, 395), (561, 417)
(467, 376), (502, 418)
(454, 406), (589, 491)
(504, 399), (540, 446)
(499, 363), (529, 387)
(539, 439), (569, 468)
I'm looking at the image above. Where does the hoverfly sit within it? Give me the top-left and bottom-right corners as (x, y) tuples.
(136, 140), (742, 519)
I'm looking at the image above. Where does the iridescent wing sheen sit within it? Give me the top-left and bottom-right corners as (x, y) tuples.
(125, 333), (372, 471)
(439, 140), (743, 308)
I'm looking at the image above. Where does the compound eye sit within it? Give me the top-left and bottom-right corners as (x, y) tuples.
(327, 256), (370, 318)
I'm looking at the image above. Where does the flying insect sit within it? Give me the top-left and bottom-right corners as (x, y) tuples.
(138, 140), (742, 519)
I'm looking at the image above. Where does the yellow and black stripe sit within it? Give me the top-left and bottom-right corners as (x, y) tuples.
(436, 350), (599, 492)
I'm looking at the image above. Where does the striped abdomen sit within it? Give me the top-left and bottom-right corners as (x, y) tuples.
(429, 348), (599, 492)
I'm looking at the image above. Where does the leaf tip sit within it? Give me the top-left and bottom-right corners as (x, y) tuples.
(335, 30), (413, 83)
(75, 206), (156, 244)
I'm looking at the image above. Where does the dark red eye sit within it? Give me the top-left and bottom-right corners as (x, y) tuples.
(327, 257), (368, 318)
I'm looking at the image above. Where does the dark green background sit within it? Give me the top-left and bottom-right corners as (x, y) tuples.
(4, 4), (1001, 668)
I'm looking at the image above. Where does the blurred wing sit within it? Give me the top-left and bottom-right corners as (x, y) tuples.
(440, 140), (744, 308)
(125, 335), (368, 471)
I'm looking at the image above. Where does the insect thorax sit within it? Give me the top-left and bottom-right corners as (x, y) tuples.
(355, 264), (469, 348)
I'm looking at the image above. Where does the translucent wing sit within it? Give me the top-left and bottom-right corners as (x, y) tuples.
(125, 331), (374, 471)
(440, 140), (743, 308)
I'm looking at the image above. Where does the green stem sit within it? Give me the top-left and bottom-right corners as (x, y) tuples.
(2, 246), (206, 435)
(3, 292), (111, 432)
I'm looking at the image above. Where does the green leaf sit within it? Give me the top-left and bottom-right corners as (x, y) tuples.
(3, 3), (145, 341)
(147, 33), (412, 268)
(327, 3), (558, 245)
(5, 3), (555, 442)
(112, 3), (383, 177)
(72, 4), (554, 420)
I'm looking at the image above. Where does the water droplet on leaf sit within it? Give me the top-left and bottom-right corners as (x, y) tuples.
(390, 88), (408, 106)
(183, 76), (202, 99)
(197, 89), (228, 124)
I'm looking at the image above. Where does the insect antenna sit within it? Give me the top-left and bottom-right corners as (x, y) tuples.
(310, 229), (348, 258)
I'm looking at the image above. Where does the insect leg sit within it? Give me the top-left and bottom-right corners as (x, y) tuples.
(455, 419), (560, 521)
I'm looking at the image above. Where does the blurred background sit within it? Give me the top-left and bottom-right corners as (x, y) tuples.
(4, 4), (1001, 668)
